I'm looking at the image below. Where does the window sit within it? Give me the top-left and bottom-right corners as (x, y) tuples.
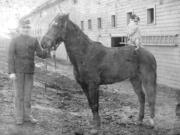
(147, 7), (155, 24)
(96, 0), (101, 4)
(97, 17), (102, 29)
(88, 19), (92, 30)
(73, 0), (77, 4)
(80, 21), (84, 30)
(111, 15), (116, 27)
(127, 12), (133, 24)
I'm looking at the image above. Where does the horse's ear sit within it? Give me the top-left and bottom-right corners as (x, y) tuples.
(65, 14), (69, 19)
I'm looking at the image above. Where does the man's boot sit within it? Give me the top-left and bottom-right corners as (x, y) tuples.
(24, 105), (38, 124)
(24, 115), (38, 124)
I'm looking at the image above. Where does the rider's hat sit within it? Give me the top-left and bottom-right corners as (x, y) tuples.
(130, 14), (140, 21)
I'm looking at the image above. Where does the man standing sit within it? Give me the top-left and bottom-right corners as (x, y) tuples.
(8, 19), (47, 125)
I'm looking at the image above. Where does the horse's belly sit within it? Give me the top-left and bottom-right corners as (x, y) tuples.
(99, 63), (137, 84)
(100, 76), (126, 84)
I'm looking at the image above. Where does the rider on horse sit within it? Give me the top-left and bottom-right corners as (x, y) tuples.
(127, 14), (142, 50)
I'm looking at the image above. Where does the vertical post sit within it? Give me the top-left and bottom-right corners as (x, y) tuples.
(53, 47), (56, 71)
(44, 58), (47, 95)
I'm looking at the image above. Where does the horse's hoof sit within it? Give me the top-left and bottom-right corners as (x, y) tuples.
(91, 119), (101, 128)
(90, 129), (98, 135)
(142, 118), (155, 129)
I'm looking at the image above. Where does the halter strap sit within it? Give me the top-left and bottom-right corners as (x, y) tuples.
(43, 34), (54, 41)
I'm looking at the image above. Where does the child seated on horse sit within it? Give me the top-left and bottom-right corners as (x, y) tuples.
(127, 14), (142, 50)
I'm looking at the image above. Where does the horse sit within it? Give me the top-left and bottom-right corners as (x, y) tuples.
(41, 14), (157, 130)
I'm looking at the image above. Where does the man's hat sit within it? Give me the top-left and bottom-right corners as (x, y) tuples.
(19, 19), (31, 29)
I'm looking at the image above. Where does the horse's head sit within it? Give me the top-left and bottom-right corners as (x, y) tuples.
(41, 14), (69, 50)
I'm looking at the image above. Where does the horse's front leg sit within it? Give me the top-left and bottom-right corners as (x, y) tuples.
(81, 82), (100, 128)
(88, 83), (100, 129)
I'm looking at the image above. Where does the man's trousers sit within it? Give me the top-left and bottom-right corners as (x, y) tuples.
(14, 73), (33, 122)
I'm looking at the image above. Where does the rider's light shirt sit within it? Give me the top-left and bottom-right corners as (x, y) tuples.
(127, 20), (141, 46)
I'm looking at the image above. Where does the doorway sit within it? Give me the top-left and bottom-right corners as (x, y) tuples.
(111, 36), (128, 47)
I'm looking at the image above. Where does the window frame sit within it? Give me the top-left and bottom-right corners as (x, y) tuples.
(126, 11), (133, 24)
(97, 17), (102, 29)
(88, 19), (92, 30)
(80, 21), (84, 30)
(146, 5), (156, 25)
(73, 0), (78, 4)
(111, 15), (116, 28)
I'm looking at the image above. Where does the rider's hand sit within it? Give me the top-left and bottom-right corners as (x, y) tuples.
(9, 73), (16, 80)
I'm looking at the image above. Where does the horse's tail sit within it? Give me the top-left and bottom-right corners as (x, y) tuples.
(139, 47), (157, 119)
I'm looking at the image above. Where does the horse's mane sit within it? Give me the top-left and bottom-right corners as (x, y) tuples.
(67, 19), (92, 44)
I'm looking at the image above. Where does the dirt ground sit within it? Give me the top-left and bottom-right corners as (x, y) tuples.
(0, 59), (178, 135)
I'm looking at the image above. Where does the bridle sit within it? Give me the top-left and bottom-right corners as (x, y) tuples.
(43, 14), (69, 51)
(43, 34), (54, 42)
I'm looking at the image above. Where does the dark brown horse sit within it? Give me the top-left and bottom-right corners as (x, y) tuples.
(41, 14), (157, 129)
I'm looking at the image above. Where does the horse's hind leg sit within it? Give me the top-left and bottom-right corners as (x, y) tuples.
(130, 76), (145, 123)
(142, 72), (157, 127)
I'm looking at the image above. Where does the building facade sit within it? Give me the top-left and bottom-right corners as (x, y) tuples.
(22, 0), (180, 89)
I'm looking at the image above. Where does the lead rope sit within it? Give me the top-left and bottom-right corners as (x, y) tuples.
(52, 47), (57, 71)
(52, 47), (59, 96)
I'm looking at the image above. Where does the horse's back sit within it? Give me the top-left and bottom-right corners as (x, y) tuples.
(138, 47), (157, 71)
(88, 44), (156, 69)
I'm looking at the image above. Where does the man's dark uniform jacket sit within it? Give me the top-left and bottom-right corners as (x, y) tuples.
(8, 34), (47, 74)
